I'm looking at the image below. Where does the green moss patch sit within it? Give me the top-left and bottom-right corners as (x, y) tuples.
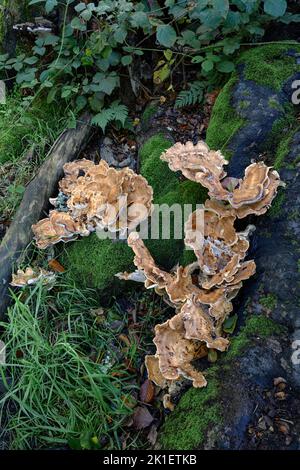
(206, 77), (245, 157)
(158, 369), (221, 450)
(238, 44), (300, 91)
(225, 314), (284, 360)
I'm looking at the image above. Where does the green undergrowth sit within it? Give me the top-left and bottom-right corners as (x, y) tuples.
(0, 90), (70, 165)
(62, 133), (207, 289)
(158, 314), (284, 449)
(0, 89), (71, 220)
(206, 77), (245, 158)
(0, 282), (140, 450)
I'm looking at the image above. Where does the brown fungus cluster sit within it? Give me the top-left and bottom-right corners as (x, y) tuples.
(32, 159), (153, 249)
(118, 140), (284, 393)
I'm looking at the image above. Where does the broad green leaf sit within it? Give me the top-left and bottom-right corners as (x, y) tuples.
(75, 2), (86, 13)
(201, 60), (214, 72)
(70, 17), (87, 31)
(114, 27), (127, 44)
(33, 46), (46, 56)
(216, 60), (235, 73)
(45, 0), (57, 14)
(76, 95), (87, 111)
(264, 0), (287, 17)
(121, 55), (133, 66)
(192, 55), (205, 63)
(222, 39), (240, 55)
(156, 25), (177, 48)
(130, 11), (150, 29)
(24, 56), (39, 65)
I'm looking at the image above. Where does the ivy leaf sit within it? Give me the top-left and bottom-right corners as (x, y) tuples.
(216, 60), (235, 73)
(264, 0), (287, 17)
(43, 34), (60, 46)
(156, 25), (177, 48)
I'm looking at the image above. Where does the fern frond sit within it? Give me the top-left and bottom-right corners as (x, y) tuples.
(175, 81), (204, 109)
(91, 101), (129, 132)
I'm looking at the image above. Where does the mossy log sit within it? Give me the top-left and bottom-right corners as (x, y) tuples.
(0, 114), (92, 319)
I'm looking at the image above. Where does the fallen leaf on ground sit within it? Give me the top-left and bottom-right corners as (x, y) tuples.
(132, 406), (154, 430)
(140, 379), (155, 404)
(48, 259), (65, 273)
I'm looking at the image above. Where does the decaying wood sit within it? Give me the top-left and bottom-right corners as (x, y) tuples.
(0, 113), (92, 318)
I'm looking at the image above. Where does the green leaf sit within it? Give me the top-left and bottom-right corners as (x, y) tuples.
(191, 55), (204, 63)
(164, 49), (173, 62)
(43, 34), (60, 46)
(47, 87), (58, 104)
(70, 17), (87, 31)
(33, 46), (46, 56)
(75, 2), (86, 13)
(222, 39), (240, 55)
(45, 0), (57, 13)
(76, 95), (87, 111)
(156, 25), (177, 48)
(110, 101), (128, 126)
(130, 11), (150, 29)
(24, 56), (39, 65)
(175, 81), (204, 108)
(121, 55), (133, 66)
(201, 60), (214, 72)
(114, 27), (127, 44)
(92, 108), (114, 132)
(216, 60), (235, 73)
(263, 0), (287, 17)
(223, 314), (238, 334)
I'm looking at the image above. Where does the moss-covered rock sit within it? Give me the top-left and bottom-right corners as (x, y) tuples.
(61, 133), (207, 289)
(206, 77), (245, 158)
(157, 315), (285, 450)
(206, 44), (300, 176)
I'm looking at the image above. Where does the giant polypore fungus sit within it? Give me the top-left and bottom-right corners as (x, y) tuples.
(32, 160), (153, 249)
(118, 140), (283, 394)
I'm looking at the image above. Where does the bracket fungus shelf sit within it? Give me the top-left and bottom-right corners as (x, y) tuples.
(32, 159), (153, 249)
(118, 140), (284, 397)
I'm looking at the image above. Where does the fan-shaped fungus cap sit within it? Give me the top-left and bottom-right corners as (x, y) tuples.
(11, 267), (55, 287)
(145, 355), (168, 388)
(33, 161), (153, 248)
(32, 210), (88, 249)
(161, 141), (229, 199)
(153, 317), (207, 388)
(179, 298), (229, 351)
